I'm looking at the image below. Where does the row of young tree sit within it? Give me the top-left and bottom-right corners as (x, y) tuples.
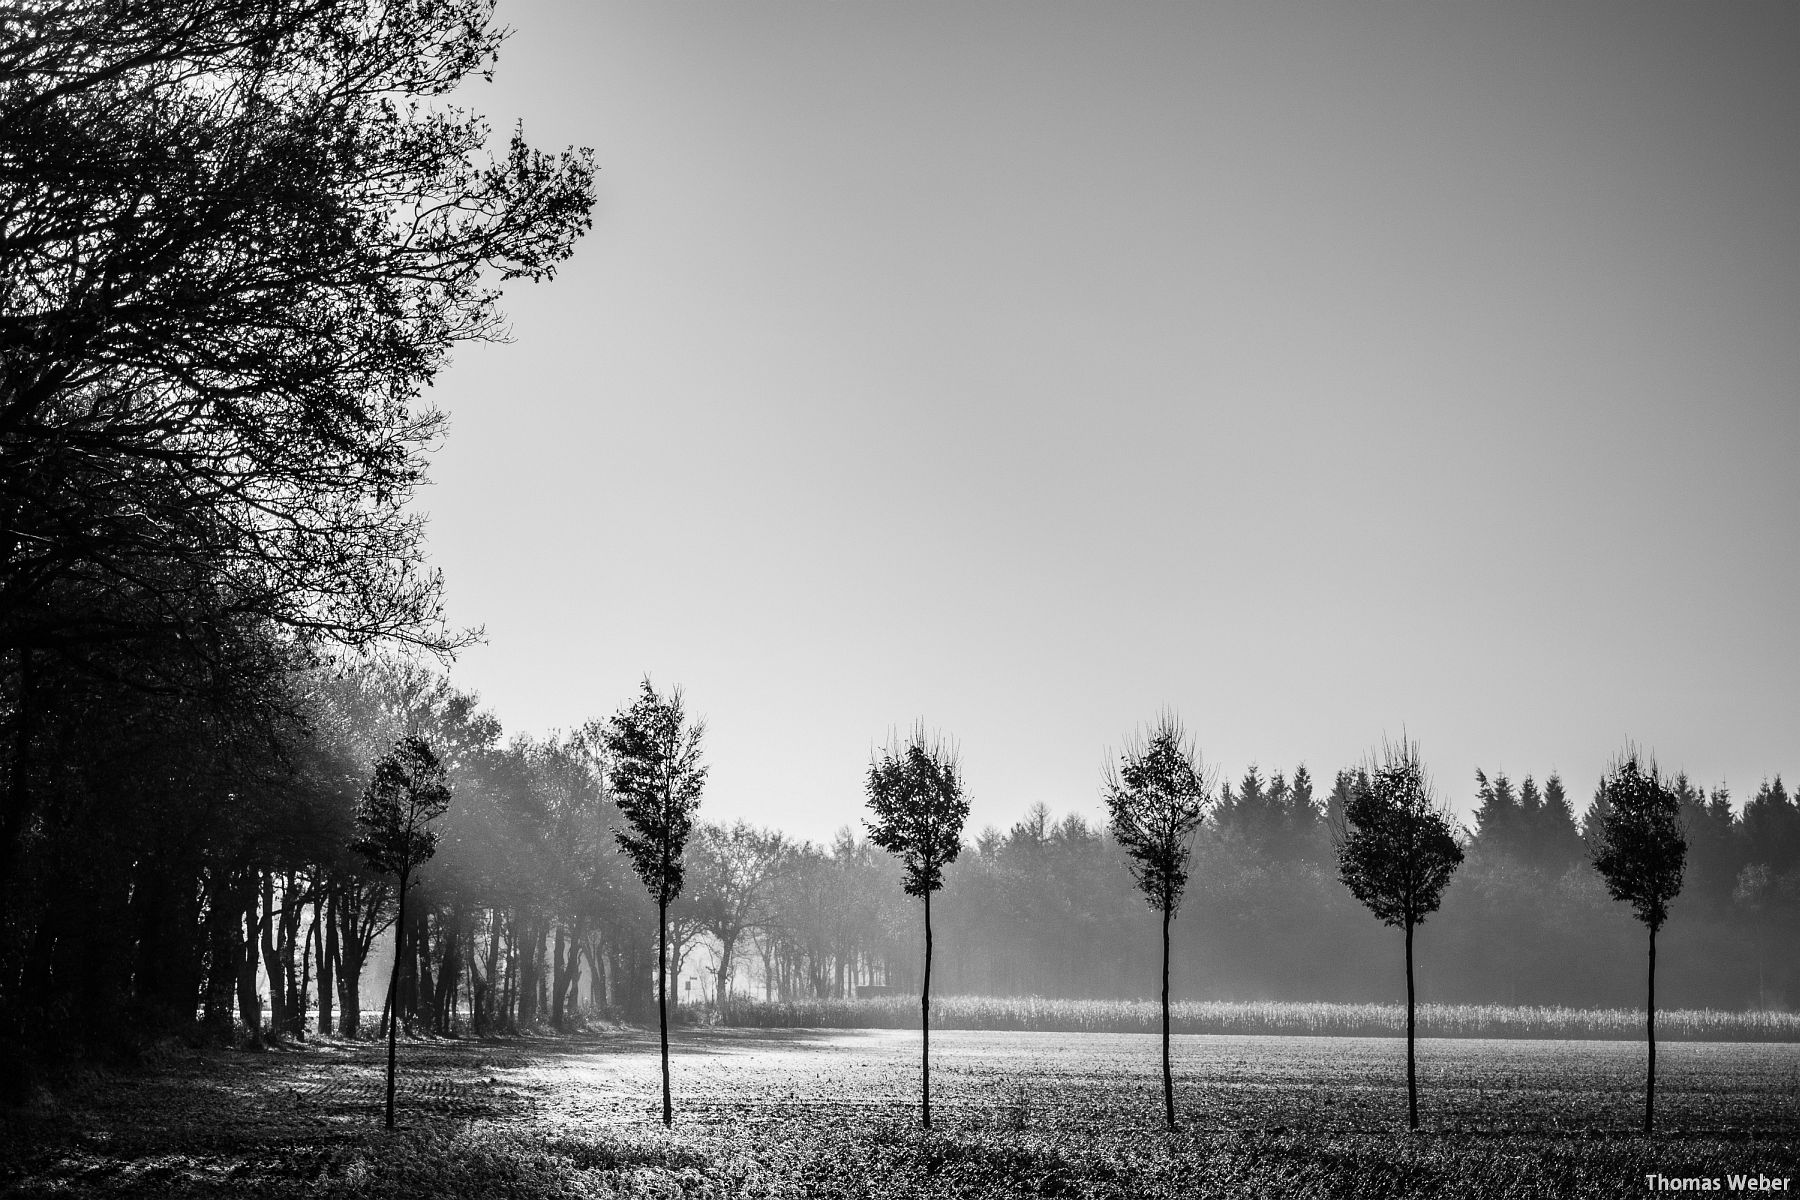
(9, 647), (1796, 1046)
(863, 720), (1698, 1135)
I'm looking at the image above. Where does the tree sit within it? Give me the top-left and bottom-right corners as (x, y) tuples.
(1334, 738), (1463, 1131)
(350, 736), (451, 1131)
(865, 723), (968, 1131)
(604, 679), (706, 1128)
(0, 0), (593, 892)
(1101, 710), (1213, 1129)
(681, 823), (790, 1004)
(1589, 746), (1686, 1135)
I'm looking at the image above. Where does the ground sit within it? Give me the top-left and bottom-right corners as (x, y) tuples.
(3, 1028), (1797, 1197)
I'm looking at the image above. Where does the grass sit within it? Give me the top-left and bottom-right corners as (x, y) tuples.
(714, 995), (1800, 1041)
(4, 1027), (1797, 1197)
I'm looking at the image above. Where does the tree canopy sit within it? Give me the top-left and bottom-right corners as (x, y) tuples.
(1337, 742), (1464, 930)
(865, 725), (968, 899)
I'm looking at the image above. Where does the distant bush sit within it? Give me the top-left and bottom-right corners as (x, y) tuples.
(717, 996), (1800, 1042)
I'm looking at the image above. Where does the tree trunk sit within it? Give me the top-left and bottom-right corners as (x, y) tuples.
(1646, 923), (1657, 1135)
(336, 906), (364, 1038)
(483, 907), (503, 1033)
(1161, 900), (1174, 1129)
(551, 923), (567, 1030)
(717, 928), (738, 1007)
(259, 872), (285, 1038)
(298, 899), (314, 1039)
(236, 875), (262, 1037)
(385, 869), (409, 1130)
(200, 871), (239, 1039)
(1405, 917), (1418, 1132)
(318, 887), (336, 1036)
(922, 887), (933, 1131)
(658, 895), (672, 1127)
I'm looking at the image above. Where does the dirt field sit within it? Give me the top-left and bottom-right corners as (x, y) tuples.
(5, 1028), (1797, 1196)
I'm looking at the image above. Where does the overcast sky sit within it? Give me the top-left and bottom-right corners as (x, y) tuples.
(421, 1), (1800, 843)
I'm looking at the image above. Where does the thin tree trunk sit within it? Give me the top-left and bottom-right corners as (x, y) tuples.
(299, 901), (315, 1038)
(318, 887), (336, 1036)
(922, 887), (933, 1131)
(658, 895), (672, 1127)
(1161, 900), (1174, 1129)
(552, 923), (567, 1030)
(1405, 918), (1418, 1131)
(385, 869), (409, 1131)
(237, 875), (262, 1037)
(1646, 924), (1657, 1135)
(259, 872), (284, 1037)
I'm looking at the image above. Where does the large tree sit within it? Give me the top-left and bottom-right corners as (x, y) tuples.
(605, 679), (707, 1128)
(0, 0), (593, 885)
(1334, 738), (1463, 1131)
(1588, 746), (1686, 1135)
(350, 735), (451, 1131)
(865, 724), (967, 1131)
(1101, 710), (1213, 1129)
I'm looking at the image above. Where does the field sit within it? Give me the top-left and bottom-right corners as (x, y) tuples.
(718, 996), (1800, 1041)
(4, 1026), (1798, 1197)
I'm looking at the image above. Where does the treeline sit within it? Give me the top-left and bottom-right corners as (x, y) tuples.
(919, 766), (1798, 1011)
(0, 0), (593, 1083)
(8, 641), (1799, 1071)
(691, 762), (1798, 1014)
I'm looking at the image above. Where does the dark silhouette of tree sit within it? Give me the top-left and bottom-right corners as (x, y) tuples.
(604, 679), (706, 1128)
(1334, 738), (1463, 1131)
(350, 736), (451, 1131)
(1102, 710), (1213, 1129)
(0, 0), (594, 899)
(1537, 773), (1585, 874)
(865, 723), (967, 1131)
(1472, 769), (1521, 857)
(1589, 746), (1686, 1135)
(1743, 777), (1800, 879)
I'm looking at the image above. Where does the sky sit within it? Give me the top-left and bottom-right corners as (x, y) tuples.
(420, 1), (1800, 844)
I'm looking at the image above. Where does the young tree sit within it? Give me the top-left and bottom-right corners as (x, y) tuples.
(350, 736), (452, 1131)
(1589, 747), (1686, 1134)
(1101, 711), (1213, 1129)
(604, 679), (707, 1128)
(1334, 738), (1464, 1131)
(865, 724), (968, 1131)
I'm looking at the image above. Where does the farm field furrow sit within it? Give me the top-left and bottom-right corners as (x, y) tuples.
(4, 1028), (1797, 1198)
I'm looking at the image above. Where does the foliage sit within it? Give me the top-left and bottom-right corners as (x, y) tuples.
(1103, 711), (1213, 913)
(865, 724), (968, 898)
(1590, 749), (1687, 933)
(0, 0), (595, 661)
(1336, 742), (1464, 929)
(349, 738), (452, 881)
(604, 679), (708, 907)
